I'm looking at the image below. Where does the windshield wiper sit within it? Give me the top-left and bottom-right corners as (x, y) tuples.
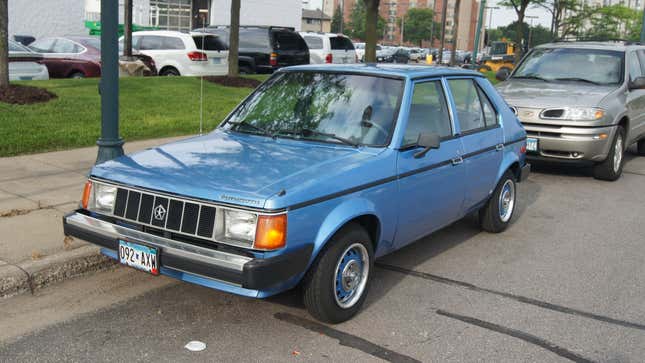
(512, 74), (549, 82)
(227, 121), (271, 136)
(273, 128), (359, 147)
(552, 77), (600, 85)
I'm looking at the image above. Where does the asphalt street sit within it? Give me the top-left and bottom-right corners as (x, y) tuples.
(1, 148), (645, 362)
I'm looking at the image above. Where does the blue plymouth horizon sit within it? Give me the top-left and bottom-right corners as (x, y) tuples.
(64, 64), (529, 323)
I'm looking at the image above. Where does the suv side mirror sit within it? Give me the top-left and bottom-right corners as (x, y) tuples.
(414, 133), (441, 158)
(629, 76), (645, 90)
(496, 68), (510, 82)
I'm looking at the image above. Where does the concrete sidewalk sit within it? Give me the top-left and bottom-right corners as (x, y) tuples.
(0, 136), (187, 297)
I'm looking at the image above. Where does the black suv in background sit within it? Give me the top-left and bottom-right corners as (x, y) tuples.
(196, 26), (309, 73)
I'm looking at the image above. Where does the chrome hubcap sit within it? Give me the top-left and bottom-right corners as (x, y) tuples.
(614, 135), (623, 173)
(334, 243), (369, 309)
(498, 180), (515, 223)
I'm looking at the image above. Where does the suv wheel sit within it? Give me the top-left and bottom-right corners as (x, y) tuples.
(160, 67), (180, 76)
(479, 170), (516, 233)
(637, 138), (645, 156)
(593, 126), (625, 181)
(302, 224), (373, 324)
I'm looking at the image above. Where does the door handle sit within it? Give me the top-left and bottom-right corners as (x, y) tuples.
(496, 143), (504, 151)
(451, 156), (463, 165)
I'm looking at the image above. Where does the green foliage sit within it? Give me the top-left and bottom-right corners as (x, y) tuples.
(347, 1), (385, 41)
(579, 5), (643, 41)
(400, 8), (439, 46)
(487, 21), (552, 48)
(331, 5), (343, 33)
(0, 76), (268, 156)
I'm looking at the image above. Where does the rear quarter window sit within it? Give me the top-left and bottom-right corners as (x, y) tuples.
(193, 35), (228, 51)
(272, 31), (308, 51)
(303, 36), (324, 50)
(330, 37), (354, 50)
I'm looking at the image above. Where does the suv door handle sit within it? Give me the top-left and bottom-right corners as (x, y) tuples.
(496, 143), (504, 151)
(451, 157), (463, 165)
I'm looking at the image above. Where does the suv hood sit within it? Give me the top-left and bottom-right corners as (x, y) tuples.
(496, 79), (617, 108)
(91, 131), (375, 209)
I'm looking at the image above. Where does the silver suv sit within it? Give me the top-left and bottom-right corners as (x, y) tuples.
(496, 41), (645, 180)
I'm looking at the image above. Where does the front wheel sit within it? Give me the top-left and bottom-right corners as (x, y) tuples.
(302, 224), (373, 324)
(593, 126), (625, 181)
(479, 170), (517, 233)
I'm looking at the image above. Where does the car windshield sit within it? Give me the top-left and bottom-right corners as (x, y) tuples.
(513, 48), (624, 85)
(224, 72), (404, 146)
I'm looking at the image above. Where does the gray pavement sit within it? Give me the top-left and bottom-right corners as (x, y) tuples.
(1, 147), (645, 362)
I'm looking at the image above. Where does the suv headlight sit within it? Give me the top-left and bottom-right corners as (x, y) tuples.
(224, 210), (257, 242)
(541, 107), (605, 121)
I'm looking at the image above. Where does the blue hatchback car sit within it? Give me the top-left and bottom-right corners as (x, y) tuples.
(64, 64), (529, 323)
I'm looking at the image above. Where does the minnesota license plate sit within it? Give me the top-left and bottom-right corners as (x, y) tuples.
(118, 240), (159, 275)
(211, 58), (221, 64)
(526, 137), (538, 152)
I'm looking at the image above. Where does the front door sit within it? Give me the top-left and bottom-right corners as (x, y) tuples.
(628, 51), (645, 143)
(446, 78), (504, 211)
(395, 79), (466, 247)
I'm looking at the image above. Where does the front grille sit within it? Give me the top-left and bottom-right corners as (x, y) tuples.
(113, 187), (216, 243)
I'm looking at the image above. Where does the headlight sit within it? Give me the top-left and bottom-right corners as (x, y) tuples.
(541, 107), (605, 121)
(224, 210), (257, 243)
(92, 183), (117, 213)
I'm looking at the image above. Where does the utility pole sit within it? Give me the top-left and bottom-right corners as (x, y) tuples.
(400, 13), (405, 44)
(339, 0), (344, 34)
(449, 0), (461, 66)
(526, 15), (538, 50)
(96, 0), (124, 164)
(124, 0), (133, 58)
(471, 0), (486, 68)
(439, 0), (448, 63)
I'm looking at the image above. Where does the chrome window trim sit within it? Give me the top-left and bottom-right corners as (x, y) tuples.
(88, 178), (285, 250)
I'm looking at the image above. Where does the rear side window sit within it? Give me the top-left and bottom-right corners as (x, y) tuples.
(403, 81), (452, 146)
(303, 36), (323, 50)
(193, 35), (228, 51)
(330, 36), (354, 50)
(52, 39), (83, 54)
(448, 79), (486, 133)
(240, 28), (270, 49)
(29, 38), (56, 53)
(140, 36), (185, 50)
(272, 31), (308, 51)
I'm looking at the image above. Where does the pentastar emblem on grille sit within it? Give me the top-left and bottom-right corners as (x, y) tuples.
(153, 204), (166, 221)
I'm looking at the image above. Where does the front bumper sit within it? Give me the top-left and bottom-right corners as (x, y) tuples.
(63, 211), (312, 294)
(523, 123), (617, 162)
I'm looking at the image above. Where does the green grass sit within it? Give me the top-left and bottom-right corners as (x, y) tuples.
(483, 71), (498, 84)
(0, 75), (268, 157)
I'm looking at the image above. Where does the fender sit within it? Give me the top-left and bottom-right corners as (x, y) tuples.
(496, 147), (521, 184)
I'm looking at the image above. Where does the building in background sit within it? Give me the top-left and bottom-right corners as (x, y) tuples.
(8, 0), (301, 39)
(301, 9), (332, 32)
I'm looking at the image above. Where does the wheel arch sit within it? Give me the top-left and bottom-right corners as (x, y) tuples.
(159, 65), (180, 75)
(496, 150), (522, 184)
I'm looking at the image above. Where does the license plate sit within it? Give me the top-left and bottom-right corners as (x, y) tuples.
(526, 137), (538, 152)
(118, 240), (159, 275)
(211, 58), (221, 64)
(19, 76), (33, 80)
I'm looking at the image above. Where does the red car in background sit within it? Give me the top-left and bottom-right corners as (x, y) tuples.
(28, 36), (157, 78)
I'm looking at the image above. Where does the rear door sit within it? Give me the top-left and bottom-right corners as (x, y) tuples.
(271, 30), (309, 66)
(446, 77), (503, 212)
(139, 35), (186, 73)
(329, 36), (356, 64)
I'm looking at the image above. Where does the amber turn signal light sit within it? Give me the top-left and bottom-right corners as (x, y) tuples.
(81, 180), (92, 209)
(254, 214), (287, 250)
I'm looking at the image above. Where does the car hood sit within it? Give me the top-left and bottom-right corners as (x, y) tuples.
(496, 79), (617, 108)
(91, 131), (379, 210)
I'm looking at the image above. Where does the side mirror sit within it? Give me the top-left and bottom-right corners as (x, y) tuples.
(414, 133), (441, 158)
(629, 76), (645, 90)
(496, 68), (510, 82)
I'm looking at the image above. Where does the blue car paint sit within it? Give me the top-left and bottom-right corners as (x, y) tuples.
(88, 64), (527, 298)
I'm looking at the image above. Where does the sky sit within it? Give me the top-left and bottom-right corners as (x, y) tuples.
(302, 0), (552, 29)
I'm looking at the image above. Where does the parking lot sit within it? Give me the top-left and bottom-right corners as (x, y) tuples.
(0, 147), (643, 362)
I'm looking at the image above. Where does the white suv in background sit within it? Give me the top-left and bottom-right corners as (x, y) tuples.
(122, 31), (228, 76)
(300, 32), (357, 64)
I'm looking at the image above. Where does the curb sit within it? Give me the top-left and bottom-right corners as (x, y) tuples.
(0, 245), (116, 298)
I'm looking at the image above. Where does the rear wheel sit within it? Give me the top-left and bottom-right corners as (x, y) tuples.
(637, 138), (645, 156)
(69, 72), (85, 79)
(302, 224), (373, 324)
(593, 126), (625, 181)
(479, 170), (516, 233)
(160, 67), (180, 76)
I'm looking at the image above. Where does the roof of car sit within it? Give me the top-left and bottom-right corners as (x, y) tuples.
(131, 30), (194, 38)
(535, 41), (645, 51)
(280, 64), (481, 79)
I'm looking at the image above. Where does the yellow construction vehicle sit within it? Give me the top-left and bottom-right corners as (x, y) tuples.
(478, 40), (517, 73)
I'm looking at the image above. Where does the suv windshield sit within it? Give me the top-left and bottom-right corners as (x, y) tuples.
(224, 72), (404, 146)
(513, 47), (624, 85)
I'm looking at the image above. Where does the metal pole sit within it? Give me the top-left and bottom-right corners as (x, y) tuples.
(471, 0), (486, 68)
(96, 0), (124, 164)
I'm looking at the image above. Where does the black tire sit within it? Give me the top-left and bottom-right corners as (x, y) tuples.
(479, 170), (517, 233)
(69, 72), (85, 79)
(593, 126), (625, 181)
(239, 65), (253, 75)
(637, 138), (645, 156)
(159, 67), (180, 76)
(302, 224), (374, 324)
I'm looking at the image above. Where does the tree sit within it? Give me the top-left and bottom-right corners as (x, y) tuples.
(400, 8), (438, 46)
(487, 21), (552, 48)
(123, 0), (133, 58)
(347, 1), (385, 41)
(449, 0), (462, 66)
(0, 0), (8, 88)
(331, 5), (343, 33)
(499, 0), (546, 61)
(362, 0), (381, 63)
(580, 5), (642, 41)
(228, 0), (240, 77)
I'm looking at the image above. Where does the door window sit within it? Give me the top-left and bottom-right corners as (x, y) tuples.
(28, 38), (57, 53)
(402, 81), (452, 146)
(448, 79), (493, 133)
(628, 52), (642, 82)
(140, 36), (185, 50)
(52, 38), (83, 54)
(476, 87), (498, 127)
(303, 36), (323, 49)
